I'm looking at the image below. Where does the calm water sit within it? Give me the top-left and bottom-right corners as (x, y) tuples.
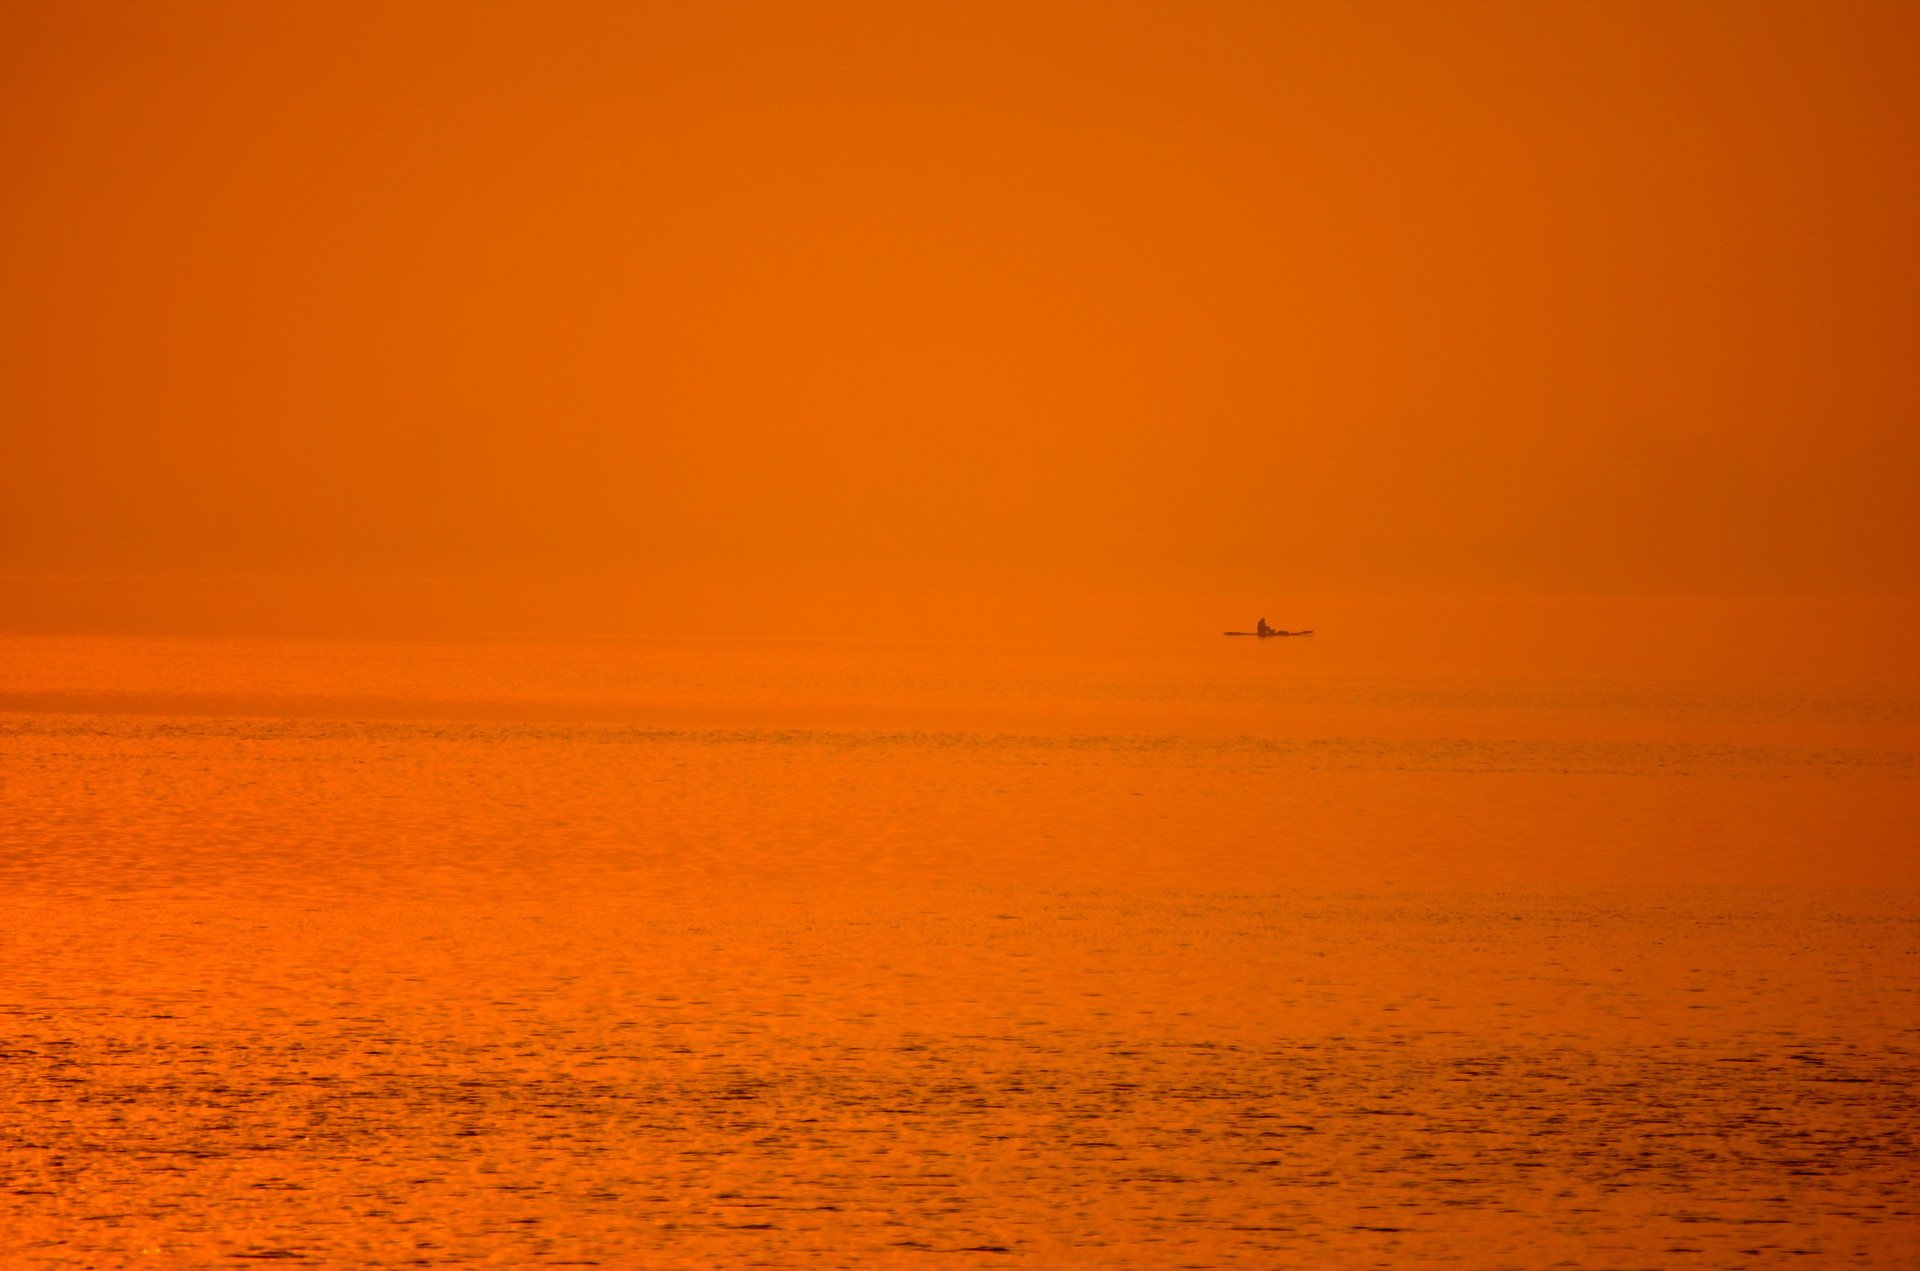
(2, 617), (1916, 1266)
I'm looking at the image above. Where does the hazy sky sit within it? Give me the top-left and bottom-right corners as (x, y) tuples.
(3, 0), (1916, 596)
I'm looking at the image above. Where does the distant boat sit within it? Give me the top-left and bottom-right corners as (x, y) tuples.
(1224, 618), (1313, 638)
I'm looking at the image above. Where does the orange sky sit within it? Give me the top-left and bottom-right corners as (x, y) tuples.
(3, 0), (1916, 599)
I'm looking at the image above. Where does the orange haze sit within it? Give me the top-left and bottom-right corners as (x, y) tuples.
(3, 0), (1918, 622)
(6, 9), (1920, 1262)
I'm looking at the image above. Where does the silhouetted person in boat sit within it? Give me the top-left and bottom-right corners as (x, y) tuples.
(1256, 617), (1275, 637)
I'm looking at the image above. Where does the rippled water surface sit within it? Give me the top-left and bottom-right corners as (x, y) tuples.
(2, 619), (1916, 1266)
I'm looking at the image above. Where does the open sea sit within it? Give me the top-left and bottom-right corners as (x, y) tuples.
(2, 601), (1916, 1267)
